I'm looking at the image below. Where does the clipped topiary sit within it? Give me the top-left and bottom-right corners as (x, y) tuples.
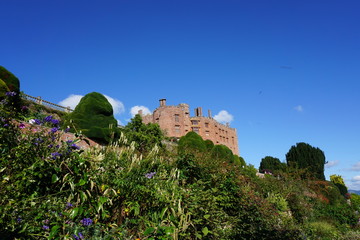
(0, 66), (20, 93)
(211, 144), (234, 163)
(178, 131), (207, 154)
(64, 92), (118, 144)
(0, 79), (10, 98)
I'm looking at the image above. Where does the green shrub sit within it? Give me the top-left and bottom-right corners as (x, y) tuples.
(211, 144), (234, 163)
(0, 66), (20, 93)
(0, 78), (10, 98)
(178, 131), (207, 154)
(307, 221), (339, 240)
(64, 92), (118, 144)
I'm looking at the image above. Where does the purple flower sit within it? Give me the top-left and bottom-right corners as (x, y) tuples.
(5, 91), (17, 96)
(4, 123), (9, 127)
(145, 172), (156, 179)
(66, 202), (73, 209)
(78, 232), (84, 239)
(44, 115), (53, 122)
(34, 119), (42, 125)
(19, 123), (26, 129)
(65, 127), (70, 133)
(43, 219), (50, 224)
(80, 217), (93, 226)
(51, 119), (60, 125)
(71, 143), (80, 150)
(50, 127), (59, 133)
(42, 225), (49, 230)
(51, 152), (62, 159)
(17, 217), (22, 223)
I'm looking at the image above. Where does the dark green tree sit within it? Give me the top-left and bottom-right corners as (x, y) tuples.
(0, 66), (21, 110)
(259, 156), (286, 173)
(123, 114), (164, 153)
(0, 66), (20, 93)
(233, 155), (246, 167)
(211, 144), (234, 163)
(178, 131), (207, 154)
(286, 142), (326, 180)
(64, 92), (118, 144)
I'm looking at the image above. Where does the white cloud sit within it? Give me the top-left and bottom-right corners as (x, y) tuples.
(352, 176), (360, 181)
(103, 95), (125, 115)
(350, 162), (360, 171)
(214, 110), (234, 124)
(130, 105), (151, 117)
(59, 94), (125, 115)
(294, 105), (303, 112)
(58, 94), (83, 110)
(346, 177), (360, 190)
(325, 160), (339, 168)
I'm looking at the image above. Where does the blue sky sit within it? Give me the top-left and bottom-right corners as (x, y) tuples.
(2, 0), (360, 188)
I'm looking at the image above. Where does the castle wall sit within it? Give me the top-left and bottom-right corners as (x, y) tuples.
(140, 99), (239, 155)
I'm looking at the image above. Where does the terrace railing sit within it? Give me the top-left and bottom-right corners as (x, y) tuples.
(21, 93), (73, 113)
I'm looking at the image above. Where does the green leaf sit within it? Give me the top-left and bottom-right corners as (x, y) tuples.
(143, 227), (155, 235)
(202, 227), (209, 236)
(51, 174), (59, 183)
(49, 225), (60, 239)
(77, 179), (86, 186)
(204, 214), (210, 219)
(69, 207), (79, 219)
(99, 196), (107, 204)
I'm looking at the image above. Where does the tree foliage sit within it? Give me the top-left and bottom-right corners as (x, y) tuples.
(330, 174), (348, 196)
(123, 114), (164, 153)
(178, 131), (207, 154)
(286, 142), (326, 180)
(0, 66), (20, 93)
(211, 144), (234, 163)
(259, 156), (286, 173)
(64, 92), (118, 144)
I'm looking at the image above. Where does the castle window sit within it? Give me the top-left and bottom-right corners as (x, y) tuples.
(191, 120), (198, 125)
(192, 127), (199, 133)
(175, 125), (180, 133)
(175, 114), (179, 122)
(205, 130), (210, 136)
(205, 122), (209, 128)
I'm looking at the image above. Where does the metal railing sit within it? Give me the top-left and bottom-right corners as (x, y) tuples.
(21, 93), (73, 113)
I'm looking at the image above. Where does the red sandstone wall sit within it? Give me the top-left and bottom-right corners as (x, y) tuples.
(140, 101), (239, 155)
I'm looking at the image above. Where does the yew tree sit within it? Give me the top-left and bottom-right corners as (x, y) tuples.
(286, 142), (326, 180)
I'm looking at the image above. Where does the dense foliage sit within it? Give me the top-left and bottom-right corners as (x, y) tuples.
(1, 70), (360, 239)
(0, 66), (21, 110)
(0, 66), (20, 93)
(259, 156), (286, 174)
(122, 114), (164, 154)
(63, 92), (119, 144)
(286, 142), (326, 180)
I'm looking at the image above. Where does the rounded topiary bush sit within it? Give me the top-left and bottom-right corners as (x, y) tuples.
(0, 66), (20, 93)
(211, 144), (234, 163)
(0, 79), (10, 98)
(178, 131), (207, 154)
(64, 92), (118, 144)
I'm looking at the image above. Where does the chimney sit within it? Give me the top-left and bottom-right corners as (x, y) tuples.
(159, 99), (166, 107)
(195, 107), (203, 117)
(208, 109), (212, 118)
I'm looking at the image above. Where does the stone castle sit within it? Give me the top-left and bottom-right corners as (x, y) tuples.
(139, 99), (239, 155)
